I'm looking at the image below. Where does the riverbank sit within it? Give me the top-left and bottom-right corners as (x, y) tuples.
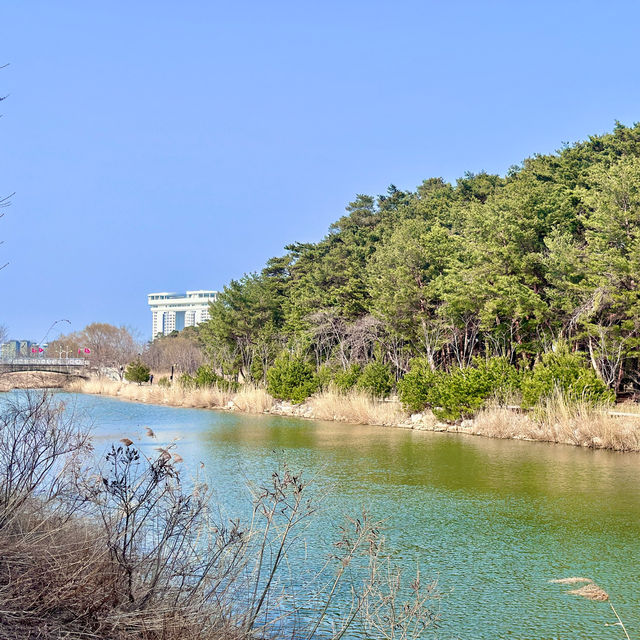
(65, 377), (640, 452)
(0, 371), (84, 392)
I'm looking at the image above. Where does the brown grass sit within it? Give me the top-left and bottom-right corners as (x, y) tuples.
(69, 379), (408, 425)
(0, 371), (80, 392)
(231, 385), (274, 413)
(469, 396), (640, 451)
(67, 378), (238, 410)
(307, 391), (408, 426)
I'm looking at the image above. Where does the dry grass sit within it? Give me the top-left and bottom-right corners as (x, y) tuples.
(308, 391), (407, 426)
(68, 378), (640, 451)
(67, 378), (236, 409)
(0, 371), (79, 392)
(70, 379), (408, 425)
(470, 396), (640, 451)
(231, 385), (274, 413)
(69, 378), (274, 415)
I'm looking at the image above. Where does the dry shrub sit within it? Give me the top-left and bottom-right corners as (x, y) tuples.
(535, 395), (640, 451)
(471, 406), (539, 440)
(308, 391), (406, 426)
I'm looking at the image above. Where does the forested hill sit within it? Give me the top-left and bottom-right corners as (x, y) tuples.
(201, 122), (640, 393)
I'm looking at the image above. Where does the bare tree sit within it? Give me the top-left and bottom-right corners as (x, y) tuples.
(48, 322), (140, 375)
(143, 334), (204, 374)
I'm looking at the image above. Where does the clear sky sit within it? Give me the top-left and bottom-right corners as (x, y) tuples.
(2, 1), (640, 341)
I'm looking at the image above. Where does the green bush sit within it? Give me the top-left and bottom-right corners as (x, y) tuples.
(157, 376), (171, 388)
(332, 364), (362, 393)
(124, 360), (150, 385)
(397, 358), (439, 413)
(316, 365), (333, 392)
(194, 365), (218, 387)
(357, 361), (394, 398)
(250, 358), (267, 385)
(428, 357), (521, 422)
(178, 365), (241, 392)
(521, 346), (614, 407)
(266, 353), (318, 404)
(178, 373), (195, 388)
(399, 357), (520, 421)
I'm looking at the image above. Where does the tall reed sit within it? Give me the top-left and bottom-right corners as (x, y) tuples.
(308, 390), (408, 426)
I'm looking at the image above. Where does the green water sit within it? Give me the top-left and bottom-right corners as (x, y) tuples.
(57, 393), (640, 638)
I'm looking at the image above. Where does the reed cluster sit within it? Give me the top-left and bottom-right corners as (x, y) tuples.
(66, 378), (273, 414)
(308, 390), (410, 426)
(470, 395), (640, 451)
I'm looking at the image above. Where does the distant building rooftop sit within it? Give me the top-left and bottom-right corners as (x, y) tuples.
(147, 290), (218, 338)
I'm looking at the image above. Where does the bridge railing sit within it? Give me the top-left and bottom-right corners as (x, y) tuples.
(0, 358), (89, 366)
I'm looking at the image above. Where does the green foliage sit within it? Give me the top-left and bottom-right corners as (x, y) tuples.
(357, 361), (394, 398)
(332, 364), (362, 393)
(428, 358), (521, 421)
(157, 376), (171, 388)
(521, 345), (615, 407)
(193, 365), (218, 387)
(400, 357), (520, 421)
(124, 360), (150, 385)
(266, 353), (318, 404)
(178, 372), (194, 389)
(180, 365), (241, 392)
(315, 365), (333, 392)
(397, 359), (439, 413)
(250, 357), (266, 385)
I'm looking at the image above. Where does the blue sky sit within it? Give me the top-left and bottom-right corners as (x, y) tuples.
(2, 1), (640, 341)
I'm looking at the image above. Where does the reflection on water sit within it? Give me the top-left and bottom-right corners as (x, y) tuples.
(38, 392), (640, 638)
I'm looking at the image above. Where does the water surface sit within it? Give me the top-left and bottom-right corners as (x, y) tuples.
(55, 392), (640, 638)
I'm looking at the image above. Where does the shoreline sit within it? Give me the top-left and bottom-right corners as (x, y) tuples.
(60, 377), (640, 453)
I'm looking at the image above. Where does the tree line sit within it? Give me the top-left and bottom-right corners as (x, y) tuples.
(199, 122), (640, 396)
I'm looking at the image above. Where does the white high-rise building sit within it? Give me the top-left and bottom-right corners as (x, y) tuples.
(148, 290), (218, 338)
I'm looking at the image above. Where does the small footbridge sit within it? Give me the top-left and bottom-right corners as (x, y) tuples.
(0, 358), (90, 376)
